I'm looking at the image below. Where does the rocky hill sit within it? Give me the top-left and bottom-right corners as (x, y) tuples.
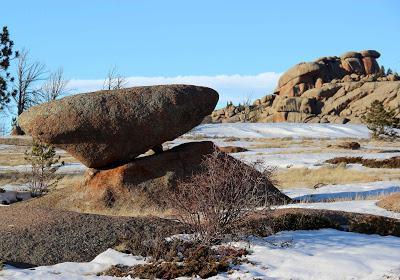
(211, 50), (400, 124)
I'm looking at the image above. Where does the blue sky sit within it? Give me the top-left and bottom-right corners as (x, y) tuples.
(0, 0), (399, 129)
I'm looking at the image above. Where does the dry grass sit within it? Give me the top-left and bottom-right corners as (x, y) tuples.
(25, 179), (172, 217)
(276, 165), (400, 189)
(0, 140), (78, 167)
(0, 136), (33, 146)
(377, 193), (400, 213)
(0, 171), (30, 186)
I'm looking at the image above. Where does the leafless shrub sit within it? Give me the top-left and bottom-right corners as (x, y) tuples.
(166, 148), (277, 244)
(38, 67), (69, 102)
(103, 65), (127, 90)
(102, 240), (248, 279)
(12, 49), (46, 115)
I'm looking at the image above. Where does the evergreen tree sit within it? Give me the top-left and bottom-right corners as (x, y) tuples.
(24, 141), (63, 197)
(379, 65), (385, 77)
(362, 100), (399, 139)
(0, 26), (18, 111)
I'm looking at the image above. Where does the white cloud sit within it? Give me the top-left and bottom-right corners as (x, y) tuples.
(69, 72), (281, 108)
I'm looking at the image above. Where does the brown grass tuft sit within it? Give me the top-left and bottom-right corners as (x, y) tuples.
(276, 165), (384, 188)
(377, 193), (400, 213)
(326, 156), (400, 168)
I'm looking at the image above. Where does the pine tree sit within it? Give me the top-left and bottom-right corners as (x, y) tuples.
(379, 65), (386, 77)
(24, 141), (63, 197)
(0, 26), (18, 111)
(362, 100), (399, 139)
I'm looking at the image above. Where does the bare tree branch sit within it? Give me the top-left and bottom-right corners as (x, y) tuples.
(38, 67), (69, 103)
(12, 49), (46, 115)
(103, 65), (127, 90)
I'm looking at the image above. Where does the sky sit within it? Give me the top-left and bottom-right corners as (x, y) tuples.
(1, 0), (400, 130)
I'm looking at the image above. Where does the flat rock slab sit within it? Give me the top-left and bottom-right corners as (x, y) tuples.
(0, 205), (182, 267)
(18, 84), (219, 168)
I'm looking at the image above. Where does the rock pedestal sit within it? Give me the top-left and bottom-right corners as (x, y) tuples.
(81, 141), (292, 210)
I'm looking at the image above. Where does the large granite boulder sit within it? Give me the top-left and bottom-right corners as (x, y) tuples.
(275, 62), (322, 96)
(18, 85), (219, 168)
(273, 50), (381, 97)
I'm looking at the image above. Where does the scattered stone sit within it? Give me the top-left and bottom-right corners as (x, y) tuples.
(219, 146), (248, 153)
(335, 141), (361, 150)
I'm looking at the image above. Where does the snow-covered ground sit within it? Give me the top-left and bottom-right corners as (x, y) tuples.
(283, 181), (400, 202)
(2, 229), (400, 280)
(227, 229), (400, 280)
(0, 162), (86, 174)
(186, 123), (371, 139)
(0, 184), (31, 205)
(278, 200), (400, 220)
(279, 181), (400, 219)
(0, 249), (146, 280)
(233, 149), (400, 169)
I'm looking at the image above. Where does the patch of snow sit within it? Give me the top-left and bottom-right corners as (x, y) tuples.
(277, 200), (400, 220)
(222, 229), (400, 280)
(283, 181), (400, 202)
(232, 149), (400, 169)
(187, 123), (371, 139)
(0, 185), (31, 205)
(0, 144), (14, 150)
(0, 249), (146, 280)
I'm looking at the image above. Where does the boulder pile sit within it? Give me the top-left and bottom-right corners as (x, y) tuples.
(18, 84), (291, 211)
(211, 50), (400, 124)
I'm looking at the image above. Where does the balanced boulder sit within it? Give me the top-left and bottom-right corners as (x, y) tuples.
(18, 85), (219, 168)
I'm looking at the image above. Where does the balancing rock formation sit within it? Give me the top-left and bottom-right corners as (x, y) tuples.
(211, 50), (400, 124)
(18, 84), (291, 210)
(19, 85), (219, 168)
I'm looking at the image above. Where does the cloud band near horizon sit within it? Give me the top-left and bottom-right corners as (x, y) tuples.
(69, 72), (281, 108)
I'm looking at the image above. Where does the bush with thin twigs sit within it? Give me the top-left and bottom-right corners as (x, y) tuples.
(24, 141), (63, 197)
(102, 239), (248, 279)
(166, 148), (277, 244)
